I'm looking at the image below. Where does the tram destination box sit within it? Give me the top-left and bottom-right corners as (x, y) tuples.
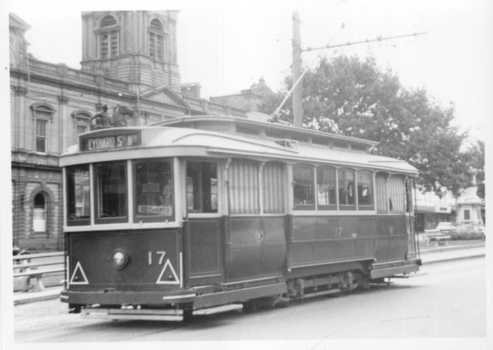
(80, 130), (142, 152)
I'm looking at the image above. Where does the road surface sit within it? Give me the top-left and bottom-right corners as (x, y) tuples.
(14, 258), (486, 345)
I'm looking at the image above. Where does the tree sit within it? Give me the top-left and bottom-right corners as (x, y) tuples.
(258, 55), (474, 197)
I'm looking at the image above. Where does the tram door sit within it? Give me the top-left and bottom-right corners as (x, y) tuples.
(185, 161), (224, 286)
(225, 160), (287, 282)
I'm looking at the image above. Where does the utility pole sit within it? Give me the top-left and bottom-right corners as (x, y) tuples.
(272, 12), (426, 127)
(292, 11), (303, 128)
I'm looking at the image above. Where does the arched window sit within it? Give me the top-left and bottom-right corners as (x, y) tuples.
(99, 15), (119, 59)
(148, 18), (165, 61)
(33, 193), (46, 232)
(71, 110), (91, 142)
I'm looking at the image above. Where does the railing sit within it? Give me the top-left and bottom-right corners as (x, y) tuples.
(28, 58), (58, 74)
(13, 252), (65, 292)
(68, 68), (97, 83)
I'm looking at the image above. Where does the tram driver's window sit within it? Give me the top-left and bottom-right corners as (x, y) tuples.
(135, 159), (174, 220)
(186, 161), (218, 213)
(96, 162), (127, 220)
(293, 164), (315, 210)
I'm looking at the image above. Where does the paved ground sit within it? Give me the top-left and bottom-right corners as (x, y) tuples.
(13, 258), (487, 343)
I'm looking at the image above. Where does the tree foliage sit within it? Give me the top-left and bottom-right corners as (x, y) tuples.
(259, 55), (477, 197)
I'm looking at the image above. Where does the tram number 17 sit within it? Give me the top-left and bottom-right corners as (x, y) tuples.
(148, 251), (166, 265)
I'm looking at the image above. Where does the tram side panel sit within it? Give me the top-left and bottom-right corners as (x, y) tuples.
(224, 216), (286, 282)
(288, 216), (376, 272)
(374, 215), (408, 262)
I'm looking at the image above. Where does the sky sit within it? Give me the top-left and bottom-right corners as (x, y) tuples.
(3, 0), (492, 142)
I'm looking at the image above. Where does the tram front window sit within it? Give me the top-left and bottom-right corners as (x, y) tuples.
(96, 162), (127, 220)
(67, 164), (90, 225)
(135, 159), (174, 220)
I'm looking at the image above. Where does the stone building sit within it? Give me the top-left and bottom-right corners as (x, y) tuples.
(456, 179), (485, 233)
(10, 11), (246, 251)
(414, 190), (456, 232)
(210, 77), (273, 112)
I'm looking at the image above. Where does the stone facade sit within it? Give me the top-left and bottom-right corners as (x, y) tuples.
(456, 185), (485, 233)
(9, 11), (246, 251)
(80, 11), (181, 94)
(210, 77), (273, 112)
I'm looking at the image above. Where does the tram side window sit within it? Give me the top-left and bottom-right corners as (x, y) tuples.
(96, 162), (127, 221)
(67, 165), (91, 225)
(317, 167), (336, 210)
(229, 159), (260, 214)
(389, 175), (406, 213)
(263, 161), (286, 214)
(186, 161), (218, 213)
(338, 169), (355, 208)
(293, 164), (315, 210)
(135, 159), (174, 220)
(357, 171), (374, 209)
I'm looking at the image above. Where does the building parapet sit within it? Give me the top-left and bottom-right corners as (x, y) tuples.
(25, 57), (130, 93)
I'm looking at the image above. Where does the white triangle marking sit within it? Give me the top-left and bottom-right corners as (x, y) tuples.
(69, 261), (89, 285)
(156, 259), (180, 285)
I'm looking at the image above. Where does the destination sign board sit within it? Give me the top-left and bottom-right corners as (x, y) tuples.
(80, 132), (141, 151)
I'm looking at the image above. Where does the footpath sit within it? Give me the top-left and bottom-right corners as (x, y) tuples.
(13, 242), (486, 306)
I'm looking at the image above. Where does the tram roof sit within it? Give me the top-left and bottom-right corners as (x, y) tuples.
(154, 114), (379, 147)
(62, 126), (417, 176)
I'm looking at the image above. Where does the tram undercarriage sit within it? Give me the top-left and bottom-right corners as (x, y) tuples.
(65, 258), (420, 322)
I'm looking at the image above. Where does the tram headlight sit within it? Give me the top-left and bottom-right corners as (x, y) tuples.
(111, 250), (129, 270)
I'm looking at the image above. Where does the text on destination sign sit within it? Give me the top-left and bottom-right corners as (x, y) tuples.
(81, 133), (140, 151)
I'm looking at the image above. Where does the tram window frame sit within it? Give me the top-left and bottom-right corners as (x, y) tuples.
(66, 164), (91, 226)
(94, 161), (129, 224)
(316, 166), (337, 210)
(186, 160), (218, 214)
(338, 168), (356, 211)
(357, 170), (374, 210)
(293, 164), (316, 210)
(133, 158), (175, 223)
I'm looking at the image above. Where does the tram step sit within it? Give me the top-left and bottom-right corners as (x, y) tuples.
(81, 308), (184, 322)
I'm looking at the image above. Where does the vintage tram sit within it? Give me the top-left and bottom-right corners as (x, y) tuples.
(60, 114), (421, 321)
